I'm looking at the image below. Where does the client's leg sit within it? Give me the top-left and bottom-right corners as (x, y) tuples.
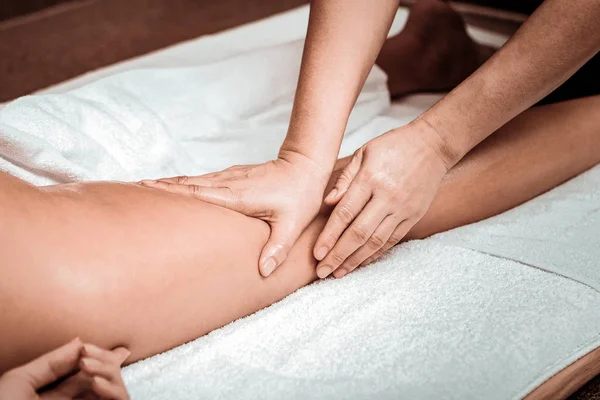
(407, 94), (600, 240)
(1, 95), (598, 373)
(376, 0), (495, 98)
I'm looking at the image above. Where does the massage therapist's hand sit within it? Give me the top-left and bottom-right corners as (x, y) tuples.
(0, 338), (130, 400)
(313, 119), (452, 279)
(140, 150), (330, 277)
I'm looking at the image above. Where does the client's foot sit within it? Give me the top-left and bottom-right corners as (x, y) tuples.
(377, 0), (496, 98)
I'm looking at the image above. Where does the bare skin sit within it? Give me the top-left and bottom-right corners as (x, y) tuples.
(1, 94), (599, 373)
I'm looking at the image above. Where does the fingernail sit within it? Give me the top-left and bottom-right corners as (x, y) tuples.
(317, 265), (333, 279)
(333, 268), (348, 278)
(315, 246), (328, 261)
(325, 189), (337, 202)
(262, 258), (277, 276)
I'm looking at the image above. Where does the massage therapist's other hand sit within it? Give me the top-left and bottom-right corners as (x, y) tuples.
(0, 338), (130, 400)
(313, 119), (452, 279)
(140, 150), (330, 277)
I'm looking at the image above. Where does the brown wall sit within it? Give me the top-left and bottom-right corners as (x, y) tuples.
(0, 0), (80, 21)
(0, 0), (308, 102)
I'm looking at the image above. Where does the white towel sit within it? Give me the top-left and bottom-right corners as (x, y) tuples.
(0, 40), (389, 186)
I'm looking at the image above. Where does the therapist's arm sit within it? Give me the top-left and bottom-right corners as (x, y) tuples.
(311, 0), (600, 277)
(421, 0), (600, 166)
(140, 0), (402, 276)
(279, 0), (400, 171)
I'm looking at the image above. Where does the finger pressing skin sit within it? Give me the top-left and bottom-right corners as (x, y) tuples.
(189, 168), (246, 182)
(81, 344), (130, 366)
(140, 174), (218, 187)
(14, 337), (83, 390)
(324, 149), (363, 205)
(91, 376), (130, 400)
(259, 220), (304, 277)
(155, 175), (192, 184)
(151, 166), (251, 185)
(140, 177), (211, 188)
(316, 200), (388, 278)
(79, 358), (119, 382)
(139, 180), (239, 209)
(110, 347), (131, 365)
(360, 219), (413, 267)
(333, 214), (400, 279)
(314, 181), (371, 265)
(139, 180), (202, 195)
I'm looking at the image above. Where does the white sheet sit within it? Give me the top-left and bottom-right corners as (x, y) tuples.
(1, 5), (598, 400)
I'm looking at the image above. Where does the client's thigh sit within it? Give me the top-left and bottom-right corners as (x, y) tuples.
(0, 179), (321, 372)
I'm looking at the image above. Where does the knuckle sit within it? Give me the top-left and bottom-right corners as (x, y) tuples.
(414, 205), (427, 218)
(388, 189), (406, 203)
(189, 184), (201, 196)
(176, 175), (189, 184)
(322, 232), (338, 249)
(329, 251), (347, 265)
(368, 232), (386, 248)
(343, 256), (361, 270)
(388, 233), (404, 246)
(335, 205), (355, 224)
(366, 253), (381, 265)
(404, 199), (418, 214)
(388, 193), (401, 204)
(350, 225), (370, 243)
(339, 170), (353, 182)
(225, 186), (237, 198)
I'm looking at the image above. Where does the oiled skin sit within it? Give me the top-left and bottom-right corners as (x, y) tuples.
(1, 96), (599, 373)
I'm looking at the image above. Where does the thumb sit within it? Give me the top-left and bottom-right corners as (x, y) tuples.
(259, 221), (304, 277)
(324, 149), (363, 205)
(110, 347), (131, 365)
(16, 337), (83, 390)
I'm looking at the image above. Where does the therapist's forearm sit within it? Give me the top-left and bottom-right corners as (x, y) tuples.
(419, 0), (600, 167)
(280, 0), (400, 172)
